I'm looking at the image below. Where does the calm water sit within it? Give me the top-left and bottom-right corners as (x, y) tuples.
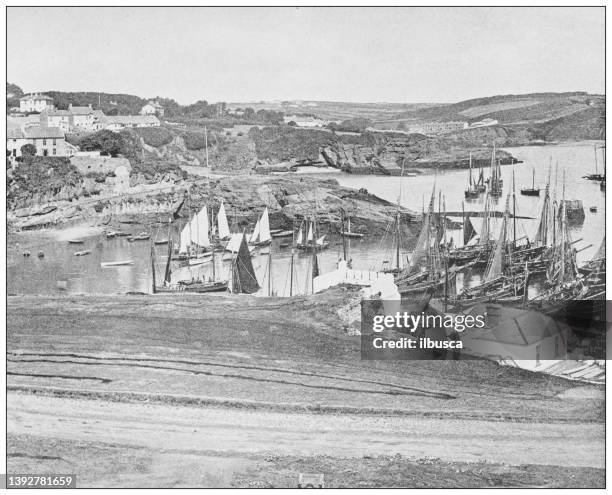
(8, 142), (605, 296)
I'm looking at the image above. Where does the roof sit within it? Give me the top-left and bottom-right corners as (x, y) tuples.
(20, 93), (53, 101)
(24, 126), (65, 139)
(70, 105), (94, 115)
(7, 127), (25, 139)
(107, 115), (160, 125)
(147, 101), (164, 108)
(42, 109), (71, 116)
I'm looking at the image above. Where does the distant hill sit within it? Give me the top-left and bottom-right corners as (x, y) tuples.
(387, 92), (605, 141)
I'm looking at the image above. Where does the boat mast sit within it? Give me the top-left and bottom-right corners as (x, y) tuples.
(150, 244), (157, 294)
(512, 171), (517, 248)
(267, 247), (272, 296)
(594, 145), (598, 175)
(289, 219), (295, 297)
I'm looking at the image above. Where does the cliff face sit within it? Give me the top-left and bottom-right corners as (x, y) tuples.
(320, 135), (518, 174)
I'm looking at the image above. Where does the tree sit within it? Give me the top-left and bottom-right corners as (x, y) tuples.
(20, 143), (37, 157)
(79, 130), (125, 157)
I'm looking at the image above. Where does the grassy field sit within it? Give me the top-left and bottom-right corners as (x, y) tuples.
(7, 293), (605, 487)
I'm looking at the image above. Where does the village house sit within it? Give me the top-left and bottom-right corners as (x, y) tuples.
(68, 104), (96, 130)
(19, 93), (55, 113)
(283, 114), (328, 128)
(104, 115), (161, 130)
(140, 100), (165, 117)
(40, 109), (71, 132)
(7, 125), (77, 160)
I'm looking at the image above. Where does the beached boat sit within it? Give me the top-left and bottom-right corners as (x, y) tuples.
(74, 250), (91, 256)
(67, 239), (85, 244)
(464, 154), (479, 199)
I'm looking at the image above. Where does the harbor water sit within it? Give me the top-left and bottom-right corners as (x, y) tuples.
(7, 142), (605, 297)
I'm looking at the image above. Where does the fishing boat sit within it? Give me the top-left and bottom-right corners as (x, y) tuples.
(583, 145), (605, 181)
(152, 231), (228, 294)
(590, 206), (598, 213)
(485, 144), (503, 197)
(520, 169), (540, 196)
(101, 260), (134, 267)
(296, 219), (329, 250)
(559, 199), (585, 224)
(154, 238), (169, 244)
(74, 250), (91, 256)
(249, 207), (272, 247)
(67, 239), (85, 244)
(177, 203), (212, 258)
(340, 217), (364, 238)
(271, 229), (294, 238)
(464, 153), (479, 199)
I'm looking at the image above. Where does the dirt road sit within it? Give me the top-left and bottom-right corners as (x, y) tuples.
(8, 393), (604, 469)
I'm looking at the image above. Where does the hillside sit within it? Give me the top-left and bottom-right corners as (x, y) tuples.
(386, 92), (605, 141)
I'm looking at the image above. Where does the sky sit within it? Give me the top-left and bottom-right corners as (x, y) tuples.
(7, 6), (605, 104)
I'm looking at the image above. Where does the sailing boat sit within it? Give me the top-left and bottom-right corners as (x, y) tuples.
(230, 233), (260, 294)
(176, 203), (211, 260)
(249, 207), (272, 247)
(486, 144), (503, 197)
(340, 216), (364, 238)
(217, 201), (231, 240)
(520, 168), (540, 196)
(464, 153), (479, 199)
(296, 218), (329, 250)
(583, 146), (605, 181)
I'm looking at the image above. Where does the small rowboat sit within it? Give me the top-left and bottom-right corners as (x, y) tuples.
(127, 233), (150, 242)
(590, 206), (598, 212)
(74, 250), (91, 256)
(271, 230), (294, 238)
(188, 254), (213, 266)
(101, 260), (134, 267)
(68, 239), (85, 244)
(154, 238), (169, 245)
(114, 231), (130, 237)
(340, 231), (364, 239)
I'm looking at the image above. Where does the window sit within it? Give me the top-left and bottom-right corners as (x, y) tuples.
(535, 344), (541, 366)
(53, 149), (57, 155)
(53, 139), (57, 146)
(43, 139), (46, 145)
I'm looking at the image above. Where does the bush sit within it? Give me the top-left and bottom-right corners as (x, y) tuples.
(182, 131), (208, 150)
(134, 126), (174, 147)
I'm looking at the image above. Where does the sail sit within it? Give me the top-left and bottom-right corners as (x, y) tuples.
(534, 183), (551, 247)
(193, 206), (210, 248)
(179, 221), (191, 253)
(249, 218), (261, 243)
(316, 234), (326, 246)
(225, 233), (244, 253)
(259, 207), (271, 243)
(231, 234), (260, 294)
(484, 196), (509, 283)
(463, 214), (476, 245)
(296, 227), (303, 245)
(306, 222), (314, 242)
(217, 202), (230, 239)
(312, 252), (320, 278)
(479, 194), (491, 244)
(407, 186), (435, 274)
